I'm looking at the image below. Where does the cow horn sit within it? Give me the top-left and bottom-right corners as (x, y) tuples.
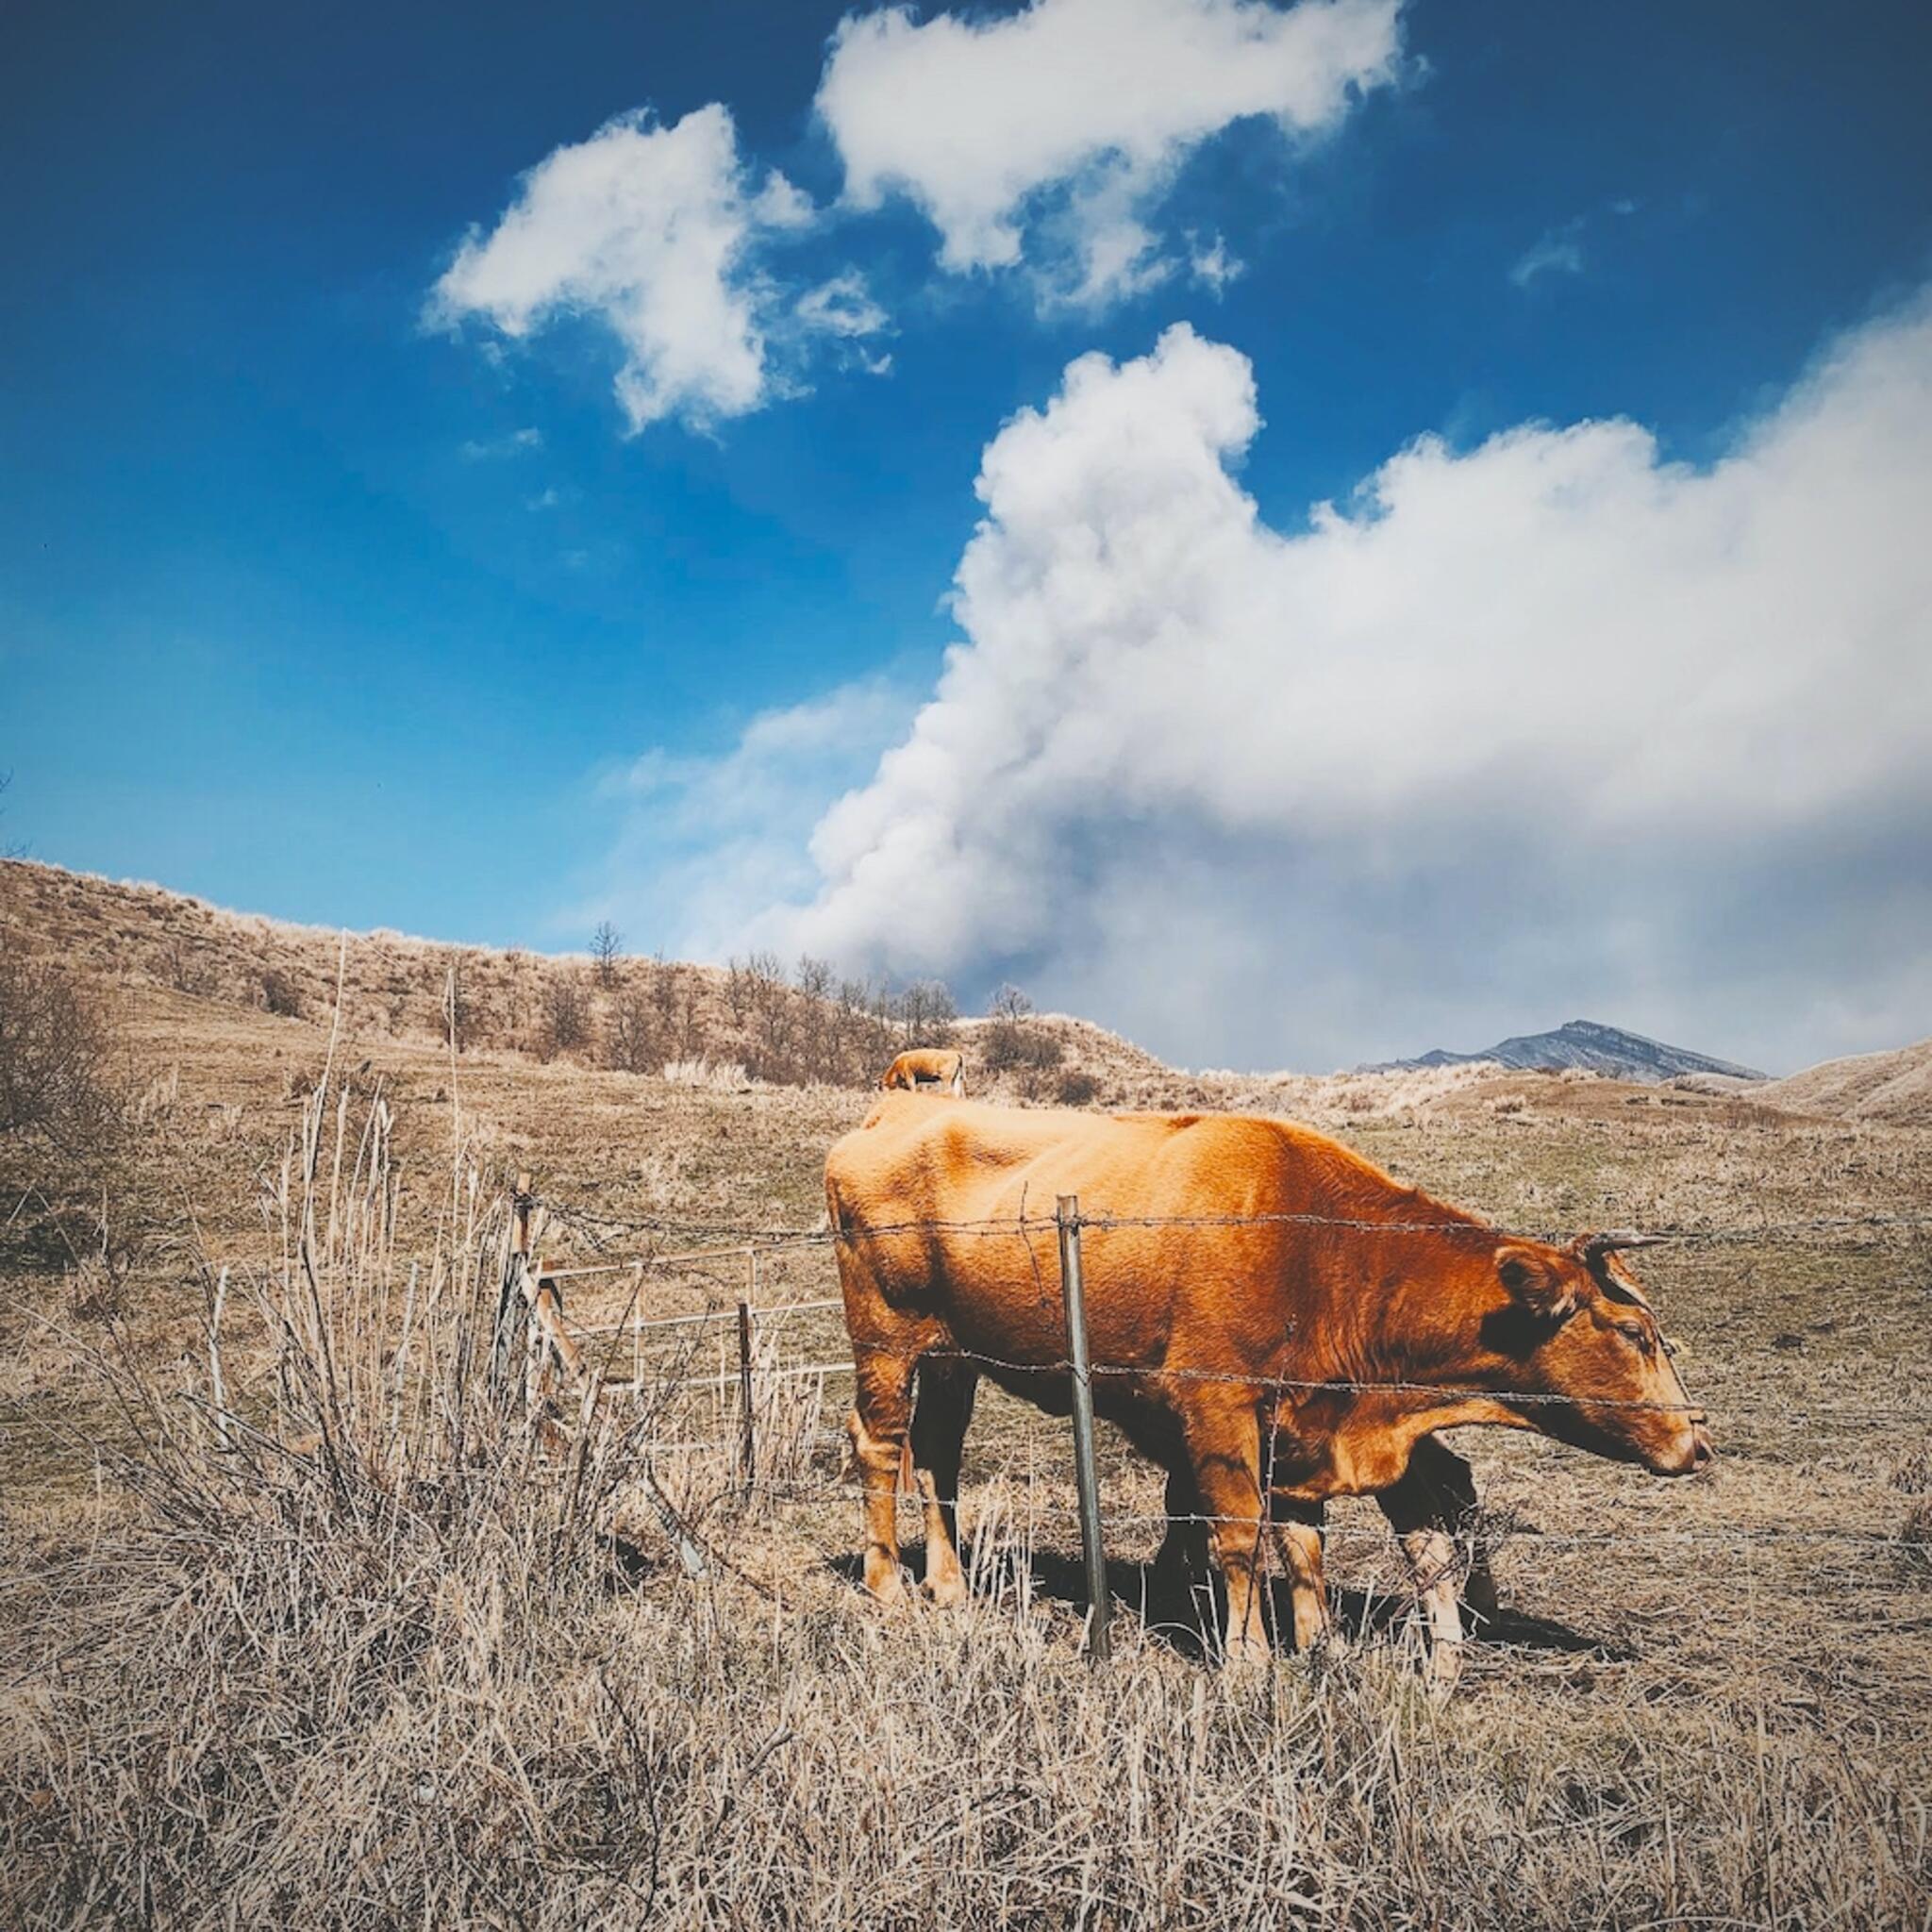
(1575, 1229), (1668, 1262)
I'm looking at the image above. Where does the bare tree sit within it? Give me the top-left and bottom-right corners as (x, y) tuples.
(795, 955), (833, 1005)
(742, 951), (796, 1078)
(591, 921), (624, 988)
(724, 958), (753, 1027)
(0, 771), (23, 860)
(896, 978), (958, 1047)
(675, 975), (703, 1062)
(540, 974), (590, 1060)
(791, 956), (836, 1080)
(606, 985), (658, 1074)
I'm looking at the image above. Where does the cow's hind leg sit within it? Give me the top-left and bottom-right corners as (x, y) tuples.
(1377, 1438), (1491, 1690)
(1415, 1436), (1498, 1623)
(909, 1361), (977, 1607)
(1153, 1462), (1211, 1584)
(1146, 1461), (1216, 1641)
(849, 1341), (919, 1605)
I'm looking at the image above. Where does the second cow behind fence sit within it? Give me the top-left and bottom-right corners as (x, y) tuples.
(877, 1048), (967, 1097)
(824, 1094), (1711, 1674)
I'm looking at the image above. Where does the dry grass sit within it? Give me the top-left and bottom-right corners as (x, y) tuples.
(3, 863), (1931, 1927)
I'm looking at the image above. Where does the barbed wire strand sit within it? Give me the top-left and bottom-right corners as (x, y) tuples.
(533, 1192), (1932, 1256)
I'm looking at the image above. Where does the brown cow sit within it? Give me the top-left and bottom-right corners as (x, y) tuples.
(877, 1048), (967, 1096)
(824, 1096), (1710, 1671)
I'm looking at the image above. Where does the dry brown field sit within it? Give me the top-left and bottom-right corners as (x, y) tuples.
(3, 860), (1929, 1928)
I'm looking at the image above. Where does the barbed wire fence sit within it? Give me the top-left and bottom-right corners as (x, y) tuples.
(488, 1176), (1932, 1661)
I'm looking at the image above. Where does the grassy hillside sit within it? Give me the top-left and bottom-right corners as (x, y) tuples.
(1747, 1035), (1932, 1125)
(3, 860), (1930, 1927)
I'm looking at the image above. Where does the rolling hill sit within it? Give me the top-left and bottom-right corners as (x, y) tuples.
(1742, 1036), (1932, 1125)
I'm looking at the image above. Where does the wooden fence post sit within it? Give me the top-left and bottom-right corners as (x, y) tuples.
(491, 1170), (534, 1393)
(1057, 1194), (1110, 1664)
(738, 1253), (757, 1498)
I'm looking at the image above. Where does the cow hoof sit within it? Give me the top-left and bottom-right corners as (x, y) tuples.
(925, 1569), (967, 1608)
(1461, 1573), (1500, 1624)
(864, 1557), (909, 1607)
(1425, 1641), (1466, 1699)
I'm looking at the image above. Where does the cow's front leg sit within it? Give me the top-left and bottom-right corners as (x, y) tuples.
(1269, 1495), (1331, 1652)
(908, 1361), (977, 1607)
(1183, 1404), (1271, 1668)
(849, 1343), (917, 1605)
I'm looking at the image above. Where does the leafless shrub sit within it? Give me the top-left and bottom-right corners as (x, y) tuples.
(1055, 1069), (1101, 1108)
(259, 964), (303, 1018)
(606, 985), (660, 1074)
(161, 936), (210, 996)
(984, 984), (1064, 1077)
(0, 932), (123, 1152)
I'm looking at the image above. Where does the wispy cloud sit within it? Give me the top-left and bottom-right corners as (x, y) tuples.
(458, 426), (543, 459)
(1509, 218), (1585, 288)
(1188, 231), (1245, 294)
(581, 678), (918, 955)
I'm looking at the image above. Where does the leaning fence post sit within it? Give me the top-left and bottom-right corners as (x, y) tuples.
(1057, 1194), (1111, 1664)
(738, 1282), (757, 1499)
(492, 1170), (534, 1392)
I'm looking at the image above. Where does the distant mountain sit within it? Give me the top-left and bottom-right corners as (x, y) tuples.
(1364, 1019), (1767, 1084)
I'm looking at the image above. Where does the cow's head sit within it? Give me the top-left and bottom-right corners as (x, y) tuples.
(1481, 1232), (1712, 1475)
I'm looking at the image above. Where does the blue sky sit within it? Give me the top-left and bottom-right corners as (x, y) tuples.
(6, 0), (1931, 1072)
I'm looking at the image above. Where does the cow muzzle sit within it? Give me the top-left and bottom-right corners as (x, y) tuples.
(1650, 1412), (1714, 1477)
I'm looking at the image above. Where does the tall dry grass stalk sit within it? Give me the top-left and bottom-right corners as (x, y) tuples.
(4, 1078), (1929, 1927)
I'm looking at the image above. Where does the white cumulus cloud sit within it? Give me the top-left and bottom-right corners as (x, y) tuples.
(433, 105), (824, 433)
(648, 296), (1932, 1073)
(816, 0), (1405, 307)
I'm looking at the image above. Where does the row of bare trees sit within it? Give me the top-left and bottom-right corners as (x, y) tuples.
(498, 929), (965, 1087)
(551, 936), (1097, 1098)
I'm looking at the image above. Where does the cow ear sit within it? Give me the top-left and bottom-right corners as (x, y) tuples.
(1496, 1246), (1577, 1320)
